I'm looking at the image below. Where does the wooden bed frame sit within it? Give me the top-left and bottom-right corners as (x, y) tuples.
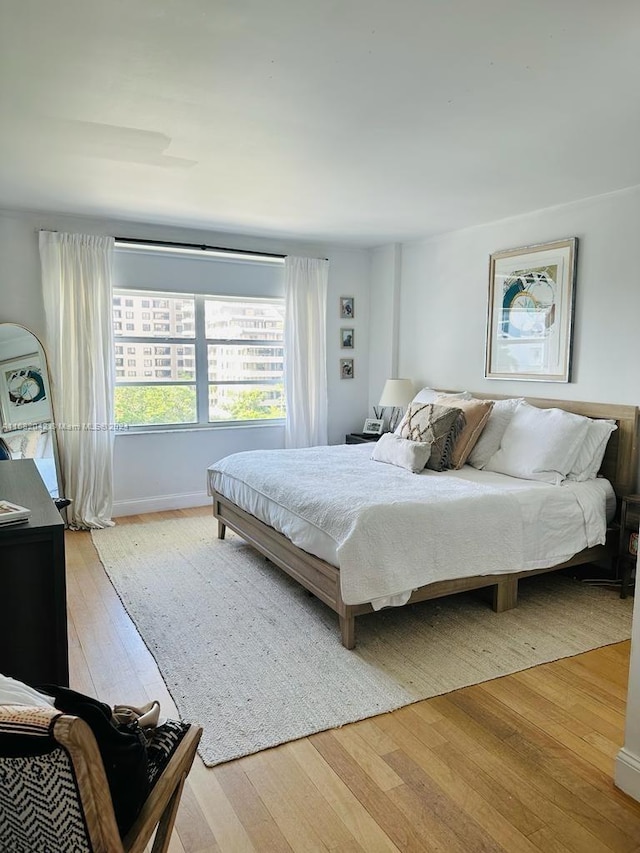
(212, 395), (638, 649)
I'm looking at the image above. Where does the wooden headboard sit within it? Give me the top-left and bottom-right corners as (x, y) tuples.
(464, 393), (639, 500)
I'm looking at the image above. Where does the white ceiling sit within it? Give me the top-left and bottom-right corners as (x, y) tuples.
(1, 0), (639, 247)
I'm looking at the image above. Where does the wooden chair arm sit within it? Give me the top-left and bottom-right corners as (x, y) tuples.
(53, 715), (125, 853)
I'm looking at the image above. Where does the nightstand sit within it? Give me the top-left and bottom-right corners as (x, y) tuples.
(618, 494), (640, 598)
(346, 433), (382, 445)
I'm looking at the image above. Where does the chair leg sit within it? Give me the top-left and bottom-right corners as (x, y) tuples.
(150, 775), (187, 853)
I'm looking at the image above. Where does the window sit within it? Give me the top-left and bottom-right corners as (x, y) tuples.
(205, 298), (285, 423)
(112, 289), (285, 427)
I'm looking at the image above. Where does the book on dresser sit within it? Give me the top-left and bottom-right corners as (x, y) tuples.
(0, 499), (31, 525)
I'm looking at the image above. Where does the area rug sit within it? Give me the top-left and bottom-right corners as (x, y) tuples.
(92, 515), (633, 766)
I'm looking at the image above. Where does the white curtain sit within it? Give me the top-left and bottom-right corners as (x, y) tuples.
(39, 231), (115, 529)
(284, 256), (329, 448)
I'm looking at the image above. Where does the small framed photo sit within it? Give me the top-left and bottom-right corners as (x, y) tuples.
(362, 417), (384, 435)
(340, 327), (354, 349)
(339, 296), (354, 319)
(340, 358), (354, 379)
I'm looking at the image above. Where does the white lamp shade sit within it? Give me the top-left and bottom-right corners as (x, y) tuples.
(378, 378), (414, 407)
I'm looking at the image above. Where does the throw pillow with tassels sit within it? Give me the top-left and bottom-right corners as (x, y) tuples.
(395, 403), (466, 471)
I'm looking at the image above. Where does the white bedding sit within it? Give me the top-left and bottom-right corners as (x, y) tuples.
(208, 444), (615, 608)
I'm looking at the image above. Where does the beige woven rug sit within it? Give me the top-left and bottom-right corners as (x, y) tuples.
(92, 515), (633, 766)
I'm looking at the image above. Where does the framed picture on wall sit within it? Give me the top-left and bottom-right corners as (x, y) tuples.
(340, 327), (354, 349)
(340, 358), (354, 379)
(0, 352), (50, 430)
(485, 237), (578, 382)
(339, 296), (354, 319)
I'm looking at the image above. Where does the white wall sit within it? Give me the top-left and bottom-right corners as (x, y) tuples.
(369, 185), (640, 411)
(0, 209), (371, 513)
(368, 243), (402, 411)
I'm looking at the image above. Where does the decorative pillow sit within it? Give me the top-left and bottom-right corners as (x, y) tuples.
(370, 432), (432, 473)
(436, 396), (494, 469)
(467, 398), (523, 469)
(395, 403), (465, 472)
(484, 402), (590, 485)
(567, 418), (617, 481)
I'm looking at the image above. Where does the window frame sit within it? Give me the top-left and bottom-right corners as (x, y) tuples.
(113, 288), (285, 431)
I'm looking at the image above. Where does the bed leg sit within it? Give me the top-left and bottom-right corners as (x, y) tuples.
(339, 614), (356, 650)
(217, 520), (226, 540)
(493, 577), (518, 612)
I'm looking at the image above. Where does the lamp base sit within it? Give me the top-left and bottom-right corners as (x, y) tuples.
(388, 408), (402, 433)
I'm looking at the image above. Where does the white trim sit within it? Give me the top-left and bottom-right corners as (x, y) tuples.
(112, 491), (210, 517)
(615, 747), (640, 802)
(115, 420), (285, 436)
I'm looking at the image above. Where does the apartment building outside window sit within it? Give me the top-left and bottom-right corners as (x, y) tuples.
(112, 289), (285, 427)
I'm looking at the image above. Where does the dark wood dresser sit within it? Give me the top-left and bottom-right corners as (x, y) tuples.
(0, 459), (68, 686)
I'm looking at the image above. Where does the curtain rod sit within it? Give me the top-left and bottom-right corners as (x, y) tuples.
(114, 236), (287, 259)
(114, 236), (328, 262)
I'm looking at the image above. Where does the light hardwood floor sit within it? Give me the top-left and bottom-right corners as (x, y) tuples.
(66, 507), (640, 852)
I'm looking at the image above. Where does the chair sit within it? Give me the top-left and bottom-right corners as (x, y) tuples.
(0, 704), (203, 853)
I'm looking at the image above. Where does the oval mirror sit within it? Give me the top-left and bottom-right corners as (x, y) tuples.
(0, 323), (61, 498)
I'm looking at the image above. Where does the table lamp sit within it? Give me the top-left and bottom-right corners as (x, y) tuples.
(378, 378), (414, 432)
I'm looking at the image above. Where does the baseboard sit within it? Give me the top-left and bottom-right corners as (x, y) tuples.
(112, 491), (210, 517)
(615, 747), (640, 802)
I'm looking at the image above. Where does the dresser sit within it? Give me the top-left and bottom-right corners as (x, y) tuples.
(0, 459), (68, 686)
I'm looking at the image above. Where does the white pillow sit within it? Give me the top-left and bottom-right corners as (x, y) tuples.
(567, 419), (617, 481)
(371, 432), (432, 473)
(411, 387), (472, 404)
(0, 674), (55, 707)
(467, 397), (522, 469)
(484, 402), (590, 485)
(411, 387), (439, 404)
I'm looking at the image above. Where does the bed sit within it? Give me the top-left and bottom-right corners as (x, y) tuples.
(208, 394), (638, 648)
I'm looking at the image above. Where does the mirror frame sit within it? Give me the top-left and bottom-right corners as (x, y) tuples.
(0, 322), (62, 499)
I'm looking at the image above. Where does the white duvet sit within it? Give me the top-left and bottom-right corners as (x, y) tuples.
(207, 444), (613, 608)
